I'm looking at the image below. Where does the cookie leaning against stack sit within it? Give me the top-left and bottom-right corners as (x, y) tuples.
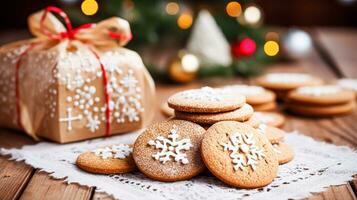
(223, 85), (278, 111)
(286, 85), (356, 117)
(255, 73), (323, 100)
(169, 86), (259, 128)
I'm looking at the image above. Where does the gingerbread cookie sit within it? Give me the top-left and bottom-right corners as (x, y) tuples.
(201, 121), (278, 188)
(255, 73), (323, 90)
(254, 112), (285, 127)
(337, 78), (357, 93)
(243, 113), (261, 128)
(76, 144), (136, 174)
(174, 104), (254, 124)
(161, 102), (174, 117)
(287, 85), (355, 105)
(286, 101), (356, 117)
(256, 124), (285, 144)
(168, 86), (246, 113)
(133, 119), (206, 182)
(272, 143), (294, 165)
(252, 101), (277, 112)
(223, 85), (276, 105)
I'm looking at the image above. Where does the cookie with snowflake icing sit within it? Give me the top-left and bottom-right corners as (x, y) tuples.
(255, 73), (323, 90)
(254, 112), (285, 128)
(223, 85), (276, 105)
(174, 104), (254, 124)
(272, 143), (294, 165)
(76, 144), (136, 174)
(133, 119), (206, 182)
(168, 86), (246, 113)
(287, 85), (355, 105)
(201, 121), (278, 188)
(256, 124), (285, 144)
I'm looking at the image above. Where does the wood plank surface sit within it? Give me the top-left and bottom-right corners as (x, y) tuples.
(0, 28), (357, 200)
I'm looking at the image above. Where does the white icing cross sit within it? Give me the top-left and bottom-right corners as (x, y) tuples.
(59, 107), (83, 131)
(148, 127), (193, 164)
(266, 73), (313, 83)
(221, 133), (265, 171)
(224, 85), (265, 96)
(297, 85), (341, 96)
(92, 144), (133, 159)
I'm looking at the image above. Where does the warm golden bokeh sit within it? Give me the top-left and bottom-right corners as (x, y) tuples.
(226, 1), (242, 17)
(177, 13), (193, 29)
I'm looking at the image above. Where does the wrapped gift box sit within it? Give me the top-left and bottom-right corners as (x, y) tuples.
(0, 7), (155, 143)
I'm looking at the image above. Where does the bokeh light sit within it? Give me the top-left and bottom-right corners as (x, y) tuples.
(239, 38), (256, 56)
(226, 1), (242, 17)
(166, 2), (180, 15)
(177, 13), (193, 29)
(181, 54), (200, 72)
(81, 0), (98, 16)
(264, 41), (279, 56)
(265, 32), (280, 41)
(244, 6), (261, 25)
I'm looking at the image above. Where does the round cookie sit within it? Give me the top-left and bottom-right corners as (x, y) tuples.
(133, 119), (206, 182)
(168, 86), (246, 113)
(161, 102), (174, 117)
(253, 101), (277, 111)
(254, 112), (285, 127)
(287, 85), (356, 105)
(76, 144), (136, 174)
(272, 143), (294, 165)
(201, 121), (279, 188)
(174, 104), (254, 124)
(255, 73), (323, 90)
(256, 124), (285, 144)
(337, 78), (357, 93)
(286, 100), (356, 117)
(223, 85), (276, 105)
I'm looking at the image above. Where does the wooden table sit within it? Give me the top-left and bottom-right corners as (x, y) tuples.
(0, 28), (357, 200)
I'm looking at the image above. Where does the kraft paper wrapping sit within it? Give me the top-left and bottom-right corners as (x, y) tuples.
(0, 9), (155, 143)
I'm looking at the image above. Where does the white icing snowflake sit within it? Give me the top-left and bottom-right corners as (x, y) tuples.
(266, 73), (313, 83)
(86, 115), (100, 132)
(297, 85), (341, 96)
(148, 127), (193, 164)
(92, 144), (132, 159)
(121, 69), (138, 92)
(221, 133), (265, 171)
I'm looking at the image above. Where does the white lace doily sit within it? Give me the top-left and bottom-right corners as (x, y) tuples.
(1, 130), (357, 200)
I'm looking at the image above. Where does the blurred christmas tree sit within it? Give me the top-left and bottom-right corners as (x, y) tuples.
(63, 0), (281, 82)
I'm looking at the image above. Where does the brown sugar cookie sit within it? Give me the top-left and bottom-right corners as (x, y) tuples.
(255, 73), (323, 90)
(287, 85), (356, 105)
(286, 100), (356, 117)
(256, 124), (285, 144)
(174, 104), (254, 124)
(161, 102), (174, 117)
(168, 86), (246, 113)
(222, 85), (276, 105)
(76, 144), (136, 174)
(272, 143), (294, 165)
(253, 101), (277, 112)
(254, 112), (285, 127)
(133, 119), (206, 182)
(201, 121), (279, 188)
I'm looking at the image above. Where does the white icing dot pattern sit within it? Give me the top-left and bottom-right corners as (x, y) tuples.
(221, 133), (265, 171)
(148, 127), (193, 164)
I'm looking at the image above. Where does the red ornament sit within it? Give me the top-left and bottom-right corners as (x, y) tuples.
(231, 38), (256, 58)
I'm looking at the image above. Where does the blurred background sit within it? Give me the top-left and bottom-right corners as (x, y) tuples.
(1, 0), (356, 83)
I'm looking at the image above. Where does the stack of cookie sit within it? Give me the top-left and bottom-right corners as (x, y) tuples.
(255, 72), (323, 100)
(168, 86), (260, 128)
(286, 85), (356, 117)
(222, 85), (277, 111)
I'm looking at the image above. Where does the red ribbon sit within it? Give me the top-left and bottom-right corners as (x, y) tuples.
(15, 6), (132, 136)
